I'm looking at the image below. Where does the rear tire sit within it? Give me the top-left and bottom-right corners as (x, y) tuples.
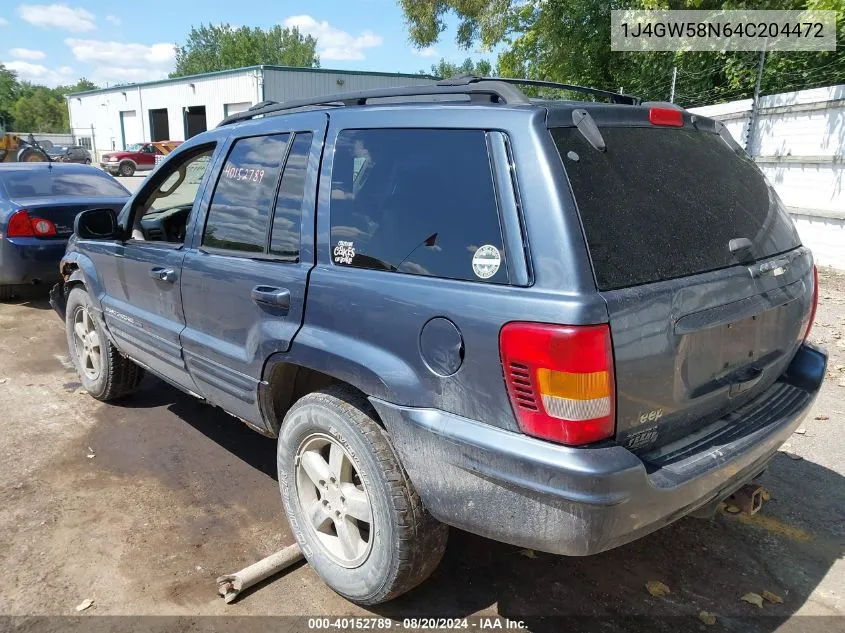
(65, 287), (144, 401)
(119, 161), (135, 177)
(277, 386), (448, 605)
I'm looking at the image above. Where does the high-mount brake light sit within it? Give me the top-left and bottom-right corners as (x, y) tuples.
(500, 322), (616, 445)
(649, 107), (683, 127)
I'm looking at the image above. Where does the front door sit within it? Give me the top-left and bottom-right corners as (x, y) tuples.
(97, 141), (220, 390)
(179, 111), (326, 429)
(137, 144), (157, 169)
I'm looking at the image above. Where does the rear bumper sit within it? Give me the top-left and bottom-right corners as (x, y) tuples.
(370, 343), (826, 556)
(0, 237), (67, 285)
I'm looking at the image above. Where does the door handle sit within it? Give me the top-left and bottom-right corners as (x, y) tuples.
(150, 267), (177, 283)
(251, 286), (291, 309)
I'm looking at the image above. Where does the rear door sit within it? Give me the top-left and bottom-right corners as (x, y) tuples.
(179, 111), (326, 429)
(551, 118), (813, 452)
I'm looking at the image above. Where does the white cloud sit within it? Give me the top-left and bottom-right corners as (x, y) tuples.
(283, 15), (382, 61)
(9, 47), (46, 60)
(1, 60), (74, 86)
(66, 38), (175, 65)
(18, 4), (96, 32)
(0, 17), (8, 26)
(105, 14), (120, 26)
(63, 38), (175, 85)
(413, 46), (438, 58)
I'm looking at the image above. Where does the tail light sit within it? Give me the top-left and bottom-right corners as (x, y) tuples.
(801, 265), (819, 342)
(5, 210), (56, 238)
(649, 107), (683, 127)
(500, 322), (615, 445)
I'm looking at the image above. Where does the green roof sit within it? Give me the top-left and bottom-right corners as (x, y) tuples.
(66, 65), (440, 98)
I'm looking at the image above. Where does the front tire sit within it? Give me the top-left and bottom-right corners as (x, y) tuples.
(65, 287), (144, 401)
(119, 161), (135, 177)
(278, 386), (448, 605)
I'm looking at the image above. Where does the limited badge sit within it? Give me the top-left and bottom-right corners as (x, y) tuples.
(472, 245), (501, 279)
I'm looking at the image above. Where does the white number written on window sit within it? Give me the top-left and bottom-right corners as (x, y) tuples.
(224, 165), (265, 183)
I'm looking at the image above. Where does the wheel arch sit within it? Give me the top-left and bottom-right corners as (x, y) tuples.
(259, 356), (383, 438)
(59, 253), (105, 310)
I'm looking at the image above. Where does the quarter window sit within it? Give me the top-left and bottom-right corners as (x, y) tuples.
(270, 133), (312, 261)
(329, 129), (507, 284)
(203, 134), (290, 253)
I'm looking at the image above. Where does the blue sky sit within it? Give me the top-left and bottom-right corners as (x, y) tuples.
(0, 1), (496, 87)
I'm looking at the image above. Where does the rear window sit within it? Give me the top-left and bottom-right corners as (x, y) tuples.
(552, 127), (801, 291)
(1, 169), (129, 199)
(329, 128), (508, 284)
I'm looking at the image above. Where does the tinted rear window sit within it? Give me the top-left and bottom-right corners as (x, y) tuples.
(552, 127), (801, 291)
(329, 129), (508, 284)
(1, 169), (129, 198)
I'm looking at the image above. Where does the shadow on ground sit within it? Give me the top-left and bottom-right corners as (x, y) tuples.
(90, 376), (844, 632)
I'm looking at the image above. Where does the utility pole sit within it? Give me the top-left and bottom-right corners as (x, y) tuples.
(744, 50), (766, 154)
(91, 124), (97, 164)
(669, 66), (677, 103)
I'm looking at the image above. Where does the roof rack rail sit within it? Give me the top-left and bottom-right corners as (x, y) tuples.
(218, 79), (529, 126)
(475, 77), (641, 106)
(217, 76), (640, 127)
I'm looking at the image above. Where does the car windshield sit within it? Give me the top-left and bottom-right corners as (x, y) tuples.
(47, 146), (69, 155)
(1, 169), (130, 198)
(126, 144), (143, 151)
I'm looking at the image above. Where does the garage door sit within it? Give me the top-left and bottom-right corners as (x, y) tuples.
(224, 102), (253, 117)
(119, 110), (141, 149)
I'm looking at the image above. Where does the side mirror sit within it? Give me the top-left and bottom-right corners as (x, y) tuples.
(74, 207), (120, 240)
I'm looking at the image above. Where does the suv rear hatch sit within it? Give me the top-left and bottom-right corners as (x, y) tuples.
(550, 106), (815, 452)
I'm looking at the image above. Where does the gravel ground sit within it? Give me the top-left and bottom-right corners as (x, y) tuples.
(0, 269), (843, 632)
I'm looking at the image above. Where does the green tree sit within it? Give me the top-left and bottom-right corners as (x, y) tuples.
(425, 57), (494, 78)
(58, 78), (98, 94)
(11, 86), (67, 132)
(399, 0), (845, 107)
(0, 64), (21, 129)
(172, 23), (320, 77)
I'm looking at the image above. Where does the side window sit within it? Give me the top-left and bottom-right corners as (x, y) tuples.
(269, 133), (312, 261)
(132, 145), (215, 244)
(202, 134), (289, 254)
(329, 129), (508, 284)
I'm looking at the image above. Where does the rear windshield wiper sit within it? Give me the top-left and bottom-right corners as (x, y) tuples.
(572, 109), (606, 152)
(729, 237), (755, 263)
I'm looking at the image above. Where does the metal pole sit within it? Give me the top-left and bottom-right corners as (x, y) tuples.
(91, 124), (96, 164)
(744, 50), (766, 154)
(670, 66), (677, 103)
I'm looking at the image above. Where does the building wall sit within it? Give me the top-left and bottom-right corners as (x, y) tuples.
(67, 71), (255, 153)
(690, 84), (845, 270)
(67, 67), (438, 162)
(67, 70), (258, 157)
(263, 68), (436, 102)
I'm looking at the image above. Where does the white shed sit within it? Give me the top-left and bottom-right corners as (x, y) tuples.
(66, 65), (438, 159)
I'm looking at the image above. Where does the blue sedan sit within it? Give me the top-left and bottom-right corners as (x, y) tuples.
(0, 163), (130, 300)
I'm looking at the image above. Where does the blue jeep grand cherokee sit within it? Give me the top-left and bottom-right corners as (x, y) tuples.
(51, 78), (827, 604)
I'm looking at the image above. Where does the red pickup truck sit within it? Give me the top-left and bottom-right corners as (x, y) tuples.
(100, 141), (181, 177)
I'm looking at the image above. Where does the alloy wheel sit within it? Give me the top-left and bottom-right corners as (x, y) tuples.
(295, 433), (374, 568)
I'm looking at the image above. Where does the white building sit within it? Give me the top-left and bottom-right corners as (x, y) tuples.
(67, 65), (437, 158)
